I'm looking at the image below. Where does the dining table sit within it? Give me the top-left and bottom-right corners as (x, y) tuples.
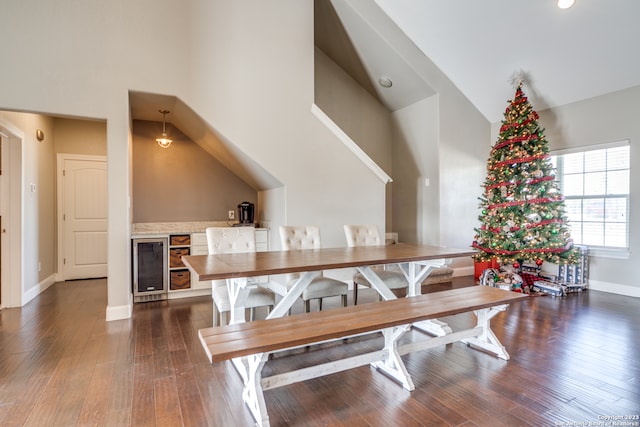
(182, 243), (475, 334)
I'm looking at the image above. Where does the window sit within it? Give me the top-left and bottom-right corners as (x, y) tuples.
(551, 141), (630, 253)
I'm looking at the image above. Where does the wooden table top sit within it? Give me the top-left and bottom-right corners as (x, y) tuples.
(182, 244), (475, 281)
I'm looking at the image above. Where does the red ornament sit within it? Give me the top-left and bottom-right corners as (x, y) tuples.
(513, 262), (520, 269)
(535, 259), (543, 266)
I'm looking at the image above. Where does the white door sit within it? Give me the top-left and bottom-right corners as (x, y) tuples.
(0, 135), (4, 308)
(60, 156), (107, 280)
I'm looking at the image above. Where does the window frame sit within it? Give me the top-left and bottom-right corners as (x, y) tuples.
(551, 140), (631, 259)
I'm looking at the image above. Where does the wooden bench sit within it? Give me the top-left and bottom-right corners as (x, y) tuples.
(198, 286), (527, 427)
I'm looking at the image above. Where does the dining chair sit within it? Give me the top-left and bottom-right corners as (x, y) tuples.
(278, 225), (348, 312)
(343, 224), (408, 305)
(206, 227), (276, 326)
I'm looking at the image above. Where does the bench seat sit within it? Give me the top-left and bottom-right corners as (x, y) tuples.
(198, 286), (527, 427)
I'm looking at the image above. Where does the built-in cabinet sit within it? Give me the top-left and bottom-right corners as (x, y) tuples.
(131, 223), (269, 301)
(169, 234), (191, 290)
(168, 232), (210, 291)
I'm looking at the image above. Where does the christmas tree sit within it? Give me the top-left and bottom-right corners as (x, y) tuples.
(472, 81), (579, 266)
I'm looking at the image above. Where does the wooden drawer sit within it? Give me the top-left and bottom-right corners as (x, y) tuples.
(170, 234), (190, 246)
(170, 270), (191, 290)
(169, 247), (190, 268)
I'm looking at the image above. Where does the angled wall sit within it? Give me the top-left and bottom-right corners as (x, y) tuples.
(184, 0), (386, 249)
(0, 0), (386, 316)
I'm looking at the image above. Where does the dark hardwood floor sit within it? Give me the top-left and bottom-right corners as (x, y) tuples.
(0, 277), (638, 426)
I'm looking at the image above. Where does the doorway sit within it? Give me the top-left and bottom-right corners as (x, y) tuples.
(1, 134), (3, 308)
(0, 119), (23, 309)
(57, 154), (108, 281)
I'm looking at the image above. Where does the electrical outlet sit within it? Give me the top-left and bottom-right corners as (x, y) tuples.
(228, 210), (235, 220)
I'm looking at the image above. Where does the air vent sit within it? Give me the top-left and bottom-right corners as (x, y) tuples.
(134, 293), (168, 303)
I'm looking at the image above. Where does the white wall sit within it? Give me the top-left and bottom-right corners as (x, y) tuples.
(314, 48), (393, 175)
(0, 0), (194, 318)
(0, 111), (56, 304)
(391, 96), (440, 245)
(533, 86), (639, 295)
(438, 88), (491, 261)
(342, 1), (490, 267)
(185, 0), (386, 250)
(314, 47), (393, 232)
(0, 0), (386, 316)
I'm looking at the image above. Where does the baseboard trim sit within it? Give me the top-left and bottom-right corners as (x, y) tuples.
(167, 288), (211, 300)
(22, 274), (56, 306)
(106, 302), (133, 321)
(452, 268), (638, 298)
(588, 279), (640, 298)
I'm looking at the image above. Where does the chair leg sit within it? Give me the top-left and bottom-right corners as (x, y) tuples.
(353, 283), (359, 305)
(222, 311), (229, 326)
(304, 299), (311, 313)
(318, 298), (323, 311)
(249, 308), (255, 322)
(213, 304), (220, 327)
(341, 294), (347, 307)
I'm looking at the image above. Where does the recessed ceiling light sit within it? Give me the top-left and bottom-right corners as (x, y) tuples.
(378, 76), (393, 88)
(557, 0), (575, 9)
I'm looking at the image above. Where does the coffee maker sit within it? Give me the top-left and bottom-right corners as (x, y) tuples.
(237, 201), (255, 225)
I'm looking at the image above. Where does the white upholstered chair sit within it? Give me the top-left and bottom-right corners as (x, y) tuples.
(343, 224), (408, 305)
(278, 225), (348, 312)
(206, 227), (276, 326)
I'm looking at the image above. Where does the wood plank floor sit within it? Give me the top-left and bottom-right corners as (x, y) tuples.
(0, 277), (638, 426)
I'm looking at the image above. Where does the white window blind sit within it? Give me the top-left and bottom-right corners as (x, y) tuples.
(551, 141), (630, 250)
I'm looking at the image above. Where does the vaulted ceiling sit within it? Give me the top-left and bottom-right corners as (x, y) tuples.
(129, 0), (640, 190)
(318, 0), (640, 122)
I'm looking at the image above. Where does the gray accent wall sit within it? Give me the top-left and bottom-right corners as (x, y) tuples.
(131, 120), (257, 223)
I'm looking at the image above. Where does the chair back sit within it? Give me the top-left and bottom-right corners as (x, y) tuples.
(206, 227), (256, 290)
(279, 225), (322, 250)
(279, 225), (323, 282)
(343, 224), (382, 247)
(206, 227), (256, 254)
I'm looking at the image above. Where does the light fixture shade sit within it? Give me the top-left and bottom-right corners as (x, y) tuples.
(557, 0), (575, 9)
(156, 135), (172, 148)
(156, 109), (172, 148)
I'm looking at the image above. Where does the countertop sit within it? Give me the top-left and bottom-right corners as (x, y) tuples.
(131, 221), (238, 237)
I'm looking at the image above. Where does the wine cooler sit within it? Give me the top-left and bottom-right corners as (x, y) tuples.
(132, 238), (168, 302)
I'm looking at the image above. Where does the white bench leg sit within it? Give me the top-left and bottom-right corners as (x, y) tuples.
(371, 326), (415, 391)
(461, 305), (510, 360)
(242, 353), (270, 427)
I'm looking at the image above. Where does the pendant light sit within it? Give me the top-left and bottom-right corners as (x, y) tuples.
(557, 0), (575, 9)
(156, 109), (173, 148)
